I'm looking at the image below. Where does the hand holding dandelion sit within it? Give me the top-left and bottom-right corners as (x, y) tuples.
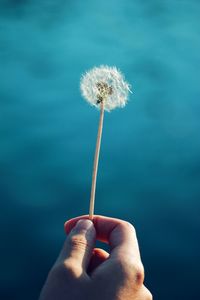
(80, 66), (131, 219)
(39, 67), (152, 300)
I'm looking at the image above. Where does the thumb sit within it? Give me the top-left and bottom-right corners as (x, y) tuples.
(60, 219), (96, 272)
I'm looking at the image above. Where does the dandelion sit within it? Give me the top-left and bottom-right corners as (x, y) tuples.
(80, 65), (131, 112)
(80, 65), (131, 219)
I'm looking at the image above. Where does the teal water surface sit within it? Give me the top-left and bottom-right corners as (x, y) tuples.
(0, 1), (200, 299)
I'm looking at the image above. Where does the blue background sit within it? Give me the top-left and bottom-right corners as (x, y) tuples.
(0, 1), (200, 299)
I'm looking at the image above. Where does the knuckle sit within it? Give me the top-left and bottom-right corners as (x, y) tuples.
(63, 260), (82, 277)
(63, 259), (76, 273)
(51, 261), (81, 279)
(122, 221), (136, 235)
(133, 262), (145, 286)
(69, 234), (88, 251)
(116, 258), (144, 285)
(123, 259), (144, 286)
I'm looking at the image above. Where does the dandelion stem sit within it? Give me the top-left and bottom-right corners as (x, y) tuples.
(89, 101), (104, 220)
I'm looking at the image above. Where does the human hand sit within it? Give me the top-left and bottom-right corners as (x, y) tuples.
(39, 215), (152, 300)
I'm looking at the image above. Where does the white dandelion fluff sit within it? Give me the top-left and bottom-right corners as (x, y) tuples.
(80, 65), (131, 112)
(80, 65), (131, 219)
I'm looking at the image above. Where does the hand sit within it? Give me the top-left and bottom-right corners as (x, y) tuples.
(39, 215), (152, 300)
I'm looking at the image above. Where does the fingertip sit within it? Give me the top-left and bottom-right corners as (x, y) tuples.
(88, 248), (109, 274)
(64, 215), (90, 234)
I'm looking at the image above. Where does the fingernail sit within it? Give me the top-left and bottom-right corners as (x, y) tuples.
(75, 219), (94, 231)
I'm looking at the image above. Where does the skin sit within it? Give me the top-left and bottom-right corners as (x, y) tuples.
(39, 215), (152, 300)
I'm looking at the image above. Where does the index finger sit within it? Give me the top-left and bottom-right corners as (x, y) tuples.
(64, 215), (141, 261)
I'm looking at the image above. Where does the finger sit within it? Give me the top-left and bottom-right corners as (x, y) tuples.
(65, 215), (141, 260)
(60, 219), (96, 272)
(88, 248), (109, 274)
(65, 215), (126, 243)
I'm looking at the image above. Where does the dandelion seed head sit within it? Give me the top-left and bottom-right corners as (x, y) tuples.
(80, 65), (131, 111)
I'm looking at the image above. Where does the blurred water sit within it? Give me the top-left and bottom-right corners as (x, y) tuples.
(0, 1), (200, 299)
